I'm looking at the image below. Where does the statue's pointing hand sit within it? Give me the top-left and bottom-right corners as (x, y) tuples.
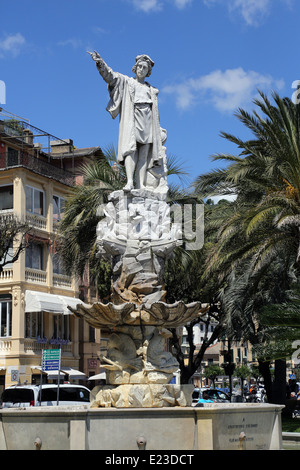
(87, 50), (102, 62)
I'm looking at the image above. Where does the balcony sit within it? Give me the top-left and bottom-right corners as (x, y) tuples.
(25, 268), (47, 284)
(0, 150), (75, 186)
(53, 273), (72, 289)
(0, 339), (12, 353)
(26, 213), (47, 231)
(24, 338), (72, 354)
(0, 268), (13, 283)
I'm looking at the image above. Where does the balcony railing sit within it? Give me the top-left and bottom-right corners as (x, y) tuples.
(53, 273), (72, 289)
(25, 213), (47, 231)
(25, 268), (47, 284)
(24, 339), (72, 354)
(0, 339), (12, 352)
(0, 268), (13, 282)
(0, 150), (75, 186)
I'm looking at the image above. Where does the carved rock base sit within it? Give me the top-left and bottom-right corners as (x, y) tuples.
(90, 384), (194, 408)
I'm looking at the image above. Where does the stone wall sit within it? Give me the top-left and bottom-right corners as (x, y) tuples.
(0, 403), (283, 450)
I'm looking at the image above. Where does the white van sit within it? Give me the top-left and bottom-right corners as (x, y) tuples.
(1, 384), (90, 408)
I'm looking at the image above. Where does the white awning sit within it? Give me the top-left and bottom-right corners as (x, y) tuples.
(42, 368), (86, 380)
(45, 370), (62, 380)
(88, 371), (106, 381)
(61, 367), (86, 380)
(25, 290), (88, 315)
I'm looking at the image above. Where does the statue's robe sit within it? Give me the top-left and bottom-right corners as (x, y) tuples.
(96, 60), (164, 170)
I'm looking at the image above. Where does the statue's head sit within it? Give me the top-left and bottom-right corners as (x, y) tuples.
(132, 54), (154, 78)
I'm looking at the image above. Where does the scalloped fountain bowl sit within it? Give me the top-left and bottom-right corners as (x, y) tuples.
(68, 300), (209, 328)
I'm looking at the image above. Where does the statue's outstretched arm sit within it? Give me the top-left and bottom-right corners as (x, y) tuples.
(87, 50), (116, 84)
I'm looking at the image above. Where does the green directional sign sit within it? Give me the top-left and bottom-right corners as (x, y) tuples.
(42, 349), (61, 371)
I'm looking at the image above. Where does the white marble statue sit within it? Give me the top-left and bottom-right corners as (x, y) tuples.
(88, 51), (166, 191)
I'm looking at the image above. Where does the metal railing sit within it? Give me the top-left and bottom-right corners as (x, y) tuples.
(0, 150), (75, 186)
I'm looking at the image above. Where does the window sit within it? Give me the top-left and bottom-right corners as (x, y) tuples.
(26, 242), (44, 270)
(89, 326), (95, 342)
(0, 296), (12, 337)
(53, 314), (70, 341)
(52, 252), (66, 275)
(0, 185), (13, 210)
(53, 195), (65, 222)
(1, 388), (34, 405)
(7, 147), (18, 167)
(25, 311), (44, 338)
(26, 186), (44, 216)
(39, 387), (89, 403)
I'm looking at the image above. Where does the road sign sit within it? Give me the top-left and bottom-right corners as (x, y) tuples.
(42, 349), (61, 371)
(11, 370), (19, 382)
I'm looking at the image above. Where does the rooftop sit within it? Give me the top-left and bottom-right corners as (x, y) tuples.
(0, 111), (103, 186)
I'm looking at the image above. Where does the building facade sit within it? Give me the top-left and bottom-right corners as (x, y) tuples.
(0, 114), (103, 393)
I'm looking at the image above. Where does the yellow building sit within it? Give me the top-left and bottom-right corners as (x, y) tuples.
(0, 114), (103, 393)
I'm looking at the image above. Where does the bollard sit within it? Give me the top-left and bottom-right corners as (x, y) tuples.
(238, 432), (246, 450)
(34, 437), (42, 450)
(137, 436), (146, 450)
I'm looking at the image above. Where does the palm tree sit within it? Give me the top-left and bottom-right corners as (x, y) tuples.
(57, 146), (122, 281)
(193, 91), (300, 402)
(194, 91), (300, 277)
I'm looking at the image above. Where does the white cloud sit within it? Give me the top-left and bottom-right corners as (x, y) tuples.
(228, 0), (271, 25)
(0, 33), (25, 58)
(130, 0), (192, 12)
(130, 0), (290, 17)
(203, 0), (291, 26)
(131, 0), (163, 12)
(174, 0), (193, 8)
(162, 67), (285, 112)
(57, 38), (83, 49)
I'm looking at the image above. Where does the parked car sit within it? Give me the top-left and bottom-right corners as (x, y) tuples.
(192, 388), (202, 405)
(1, 384), (90, 408)
(192, 387), (230, 406)
(204, 389), (230, 402)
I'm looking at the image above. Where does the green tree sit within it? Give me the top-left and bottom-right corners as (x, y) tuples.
(203, 364), (223, 388)
(165, 200), (229, 384)
(193, 91), (300, 403)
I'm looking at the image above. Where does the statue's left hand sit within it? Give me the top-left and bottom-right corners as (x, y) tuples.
(87, 50), (102, 62)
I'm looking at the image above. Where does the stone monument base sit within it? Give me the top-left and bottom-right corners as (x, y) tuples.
(0, 403), (284, 450)
(90, 383), (194, 408)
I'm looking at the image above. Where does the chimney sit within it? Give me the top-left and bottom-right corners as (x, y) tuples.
(23, 128), (34, 145)
(50, 139), (74, 154)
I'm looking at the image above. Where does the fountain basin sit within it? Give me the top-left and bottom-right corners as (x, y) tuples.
(0, 403), (283, 450)
(68, 300), (208, 328)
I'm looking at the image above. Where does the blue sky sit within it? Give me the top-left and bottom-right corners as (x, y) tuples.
(0, 0), (299, 188)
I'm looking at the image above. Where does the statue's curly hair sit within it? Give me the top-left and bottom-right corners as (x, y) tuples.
(132, 55), (154, 77)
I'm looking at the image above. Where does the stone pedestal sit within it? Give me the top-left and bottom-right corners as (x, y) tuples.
(90, 384), (194, 408)
(96, 189), (181, 305)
